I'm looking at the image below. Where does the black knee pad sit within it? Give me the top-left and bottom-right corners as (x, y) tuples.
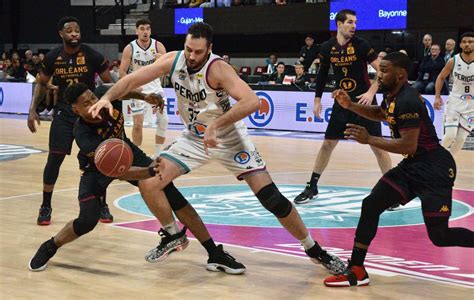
(256, 183), (292, 218)
(43, 153), (66, 185)
(73, 196), (101, 236)
(164, 182), (189, 211)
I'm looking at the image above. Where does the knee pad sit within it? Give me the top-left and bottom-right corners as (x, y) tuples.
(155, 111), (168, 137)
(73, 196), (101, 236)
(164, 182), (189, 211)
(256, 183), (292, 218)
(43, 153), (66, 185)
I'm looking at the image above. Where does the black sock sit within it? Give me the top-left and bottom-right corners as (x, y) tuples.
(350, 246), (368, 266)
(101, 191), (107, 206)
(201, 238), (218, 256)
(306, 242), (324, 257)
(42, 191), (53, 207)
(309, 172), (321, 190)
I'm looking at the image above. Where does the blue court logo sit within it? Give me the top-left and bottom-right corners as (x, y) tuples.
(233, 151), (250, 164)
(248, 92), (274, 127)
(116, 184), (471, 229)
(421, 96), (435, 122)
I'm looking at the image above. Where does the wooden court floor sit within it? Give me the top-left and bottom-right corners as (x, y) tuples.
(0, 117), (473, 299)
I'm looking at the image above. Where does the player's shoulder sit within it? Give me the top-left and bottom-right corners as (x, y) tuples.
(80, 44), (101, 55)
(398, 85), (422, 106)
(321, 38), (336, 50)
(352, 36), (370, 47)
(45, 46), (63, 59)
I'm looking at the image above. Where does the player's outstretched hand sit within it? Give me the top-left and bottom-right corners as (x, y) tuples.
(89, 99), (113, 119)
(332, 89), (352, 109)
(203, 122), (221, 155)
(145, 94), (165, 114)
(27, 111), (40, 133)
(434, 96), (443, 110)
(344, 123), (369, 144)
(356, 91), (374, 105)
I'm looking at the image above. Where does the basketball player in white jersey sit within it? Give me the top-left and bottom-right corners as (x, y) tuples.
(119, 19), (168, 157)
(90, 22), (345, 275)
(434, 32), (474, 155)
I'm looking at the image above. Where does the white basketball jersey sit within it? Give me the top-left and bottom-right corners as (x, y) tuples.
(170, 51), (247, 139)
(129, 38), (164, 95)
(450, 54), (473, 102)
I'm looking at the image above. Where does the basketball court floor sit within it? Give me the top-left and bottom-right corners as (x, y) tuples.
(0, 116), (472, 299)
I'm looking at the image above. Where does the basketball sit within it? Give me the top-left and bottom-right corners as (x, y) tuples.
(94, 138), (133, 177)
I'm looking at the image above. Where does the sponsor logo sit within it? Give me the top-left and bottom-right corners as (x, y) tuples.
(460, 94), (473, 101)
(439, 205), (450, 213)
(76, 56), (85, 65)
(378, 9), (407, 19)
(248, 92), (274, 127)
(234, 151), (251, 164)
(340, 78), (357, 92)
(188, 122), (207, 137)
(0, 87), (3, 106)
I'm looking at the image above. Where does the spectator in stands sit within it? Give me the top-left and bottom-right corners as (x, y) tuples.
(27, 54), (42, 77)
(418, 34), (433, 62)
(222, 54), (239, 73)
(200, 0), (231, 7)
(275, 0), (287, 5)
(268, 62), (286, 84)
(266, 54), (278, 74)
(293, 62), (310, 88)
(444, 38), (456, 62)
(24, 50), (33, 66)
(8, 59), (26, 81)
(299, 35), (319, 72)
(39, 52), (45, 63)
(189, 0), (204, 7)
(413, 44), (445, 95)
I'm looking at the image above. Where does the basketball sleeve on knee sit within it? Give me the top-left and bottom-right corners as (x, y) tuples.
(43, 153), (66, 185)
(164, 182), (189, 211)
(255, 183), (292, 218)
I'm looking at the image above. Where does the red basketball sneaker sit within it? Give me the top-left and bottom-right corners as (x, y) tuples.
(324, 263), (370, 287)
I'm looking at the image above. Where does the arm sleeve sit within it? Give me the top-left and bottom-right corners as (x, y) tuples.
(41, 51), (56, 77)
(397, 96), (422, 130)
(314, 44), (330, 98)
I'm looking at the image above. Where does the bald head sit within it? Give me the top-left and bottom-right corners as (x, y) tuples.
(423, 34), (432, 48)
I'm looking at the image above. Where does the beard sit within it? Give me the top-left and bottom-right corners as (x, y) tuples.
(65, 39), (80, 47)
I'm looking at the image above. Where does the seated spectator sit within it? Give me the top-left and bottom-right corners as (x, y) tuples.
(222, 54), (239, 73)
(265, 54), (278, 74)
(299, 35), (319, 72)
(275, 0), (287, 5)
(29, 54), (42, 77)
(39, 53), (45, 63)
(268, 62), (286, 84)
(368, 51), (386, 75)
(293, 63), (310, 88)
(189, 0), (204, 7)
(8, 59), (27, 82)
(23, 50), (33, 71)
(200, 0), (231, 7)
(412, 44), (445, 95)
(444, 38), (456, 63)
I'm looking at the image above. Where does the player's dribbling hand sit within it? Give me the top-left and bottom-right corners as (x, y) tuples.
(434, 96), (443, 110)
(344, 123), (369, 144)
(145, 94), (165, 114)
(332, 89), (352, 109)
(89, 99), (113, 119)
(203, 122), (221, 155)
(356, 91), (374, 105)
(27, 111), (40, 133)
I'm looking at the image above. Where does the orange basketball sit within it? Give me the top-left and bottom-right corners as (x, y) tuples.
(94, 138), (133, 177)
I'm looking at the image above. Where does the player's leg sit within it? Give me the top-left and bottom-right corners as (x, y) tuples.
(425, 81), (436, 95)
(29, 172), (111, 271)
(324, 177), (403, 287)
(154, 107), (168, 157)
(37, 114), (74, 225)
(447, 113), (472, 155)
(295, 104), (347, 204)
(441, 108), (460, 150)
(424, 217), (474, 247)
(130, 99), (145, 146)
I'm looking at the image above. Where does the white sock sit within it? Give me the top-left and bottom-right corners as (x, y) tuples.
(164, 221), (179, 235)
(300, 234), (316, 250)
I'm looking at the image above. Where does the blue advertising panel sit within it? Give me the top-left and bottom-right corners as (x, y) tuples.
(329, 0), (407, 31)
(174, 8), (204, 34)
